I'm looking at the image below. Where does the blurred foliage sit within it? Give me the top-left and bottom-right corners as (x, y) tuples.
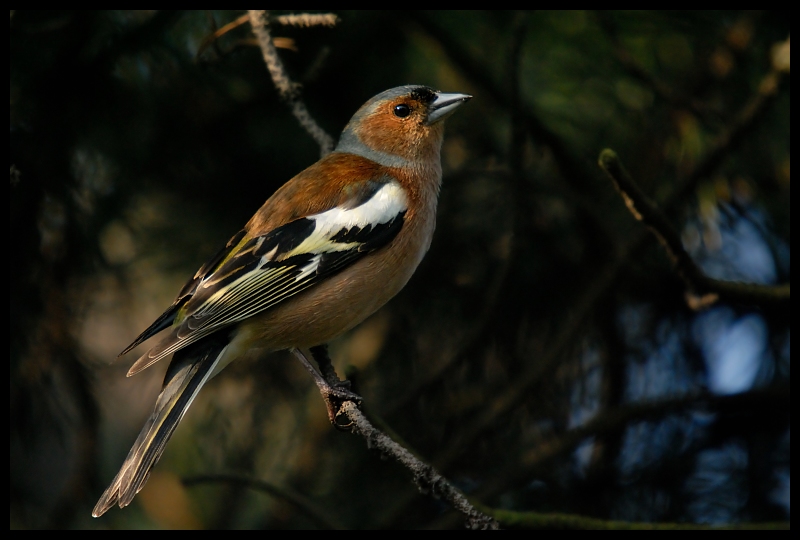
(10, 10), (789, 529)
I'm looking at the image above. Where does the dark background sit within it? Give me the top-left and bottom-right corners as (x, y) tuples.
(10, 10), (790, 529)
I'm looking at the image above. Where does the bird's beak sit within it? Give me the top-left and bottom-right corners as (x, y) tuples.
(426, 92), (472, 125)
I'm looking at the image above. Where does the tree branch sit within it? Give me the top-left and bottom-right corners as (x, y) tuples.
(599, 149), (790, 308)
(273, 13), (339, 28)
(248, 10), (335, 156)
(340, 401), (499, 530)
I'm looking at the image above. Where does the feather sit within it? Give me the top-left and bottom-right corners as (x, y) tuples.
(93, 335), (228, 517)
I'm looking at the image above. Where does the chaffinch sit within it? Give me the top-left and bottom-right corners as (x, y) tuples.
(92, 85), (471, 517)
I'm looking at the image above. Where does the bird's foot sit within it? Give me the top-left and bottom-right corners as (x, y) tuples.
(319, 381), (363, 429)
(291, 347), (362, 429)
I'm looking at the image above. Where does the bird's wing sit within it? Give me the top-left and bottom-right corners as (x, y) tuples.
(125, 177), (407, 376)
(118, 229), (249, 357)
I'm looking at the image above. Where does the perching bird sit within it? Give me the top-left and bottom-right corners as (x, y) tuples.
(92, 85), (471, 517)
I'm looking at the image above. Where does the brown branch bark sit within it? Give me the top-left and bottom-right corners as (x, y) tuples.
(340, 402), (499, 530)
(273, 13), (339, 28)
(303, 345), (499, 529)
(248, 10), (335, 156)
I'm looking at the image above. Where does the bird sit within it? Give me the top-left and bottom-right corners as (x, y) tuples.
(92, 85), (471, 517)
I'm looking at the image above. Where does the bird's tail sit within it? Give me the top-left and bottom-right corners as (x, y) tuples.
(92, 336), (229, 518)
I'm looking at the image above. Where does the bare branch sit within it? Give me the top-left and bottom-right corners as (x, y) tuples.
(274, 13), (339, 28)
(599, 149), (790, 308)
(248, 10), (335, 156)
(340, 401), (500, 530)
(300, 346), (498, 529)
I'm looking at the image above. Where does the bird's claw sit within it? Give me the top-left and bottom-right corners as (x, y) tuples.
(321, 383), (362, 429)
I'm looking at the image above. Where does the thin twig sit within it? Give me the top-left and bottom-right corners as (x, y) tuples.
(183, 473), (345, 530)
(340, 401), (500, 530)
(198, 13), (248, 57)
(248, 10), (335, 156)
(197, 13), (298, 59)
(274, 13), (339, 28)
(599, 149), (790, 308)
(297, 347), (497, 528)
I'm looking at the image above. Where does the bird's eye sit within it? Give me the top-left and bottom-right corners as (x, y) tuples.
(393, 104), (411, 118)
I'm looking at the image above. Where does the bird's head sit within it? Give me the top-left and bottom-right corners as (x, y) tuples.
(336, 85), (472, 166)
